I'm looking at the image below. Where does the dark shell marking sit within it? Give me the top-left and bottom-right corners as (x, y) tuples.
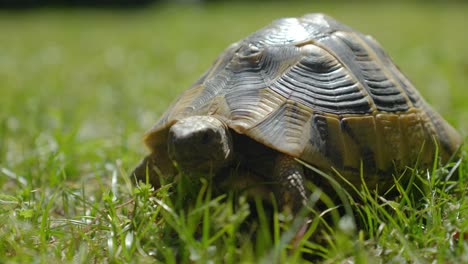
(144, 14), (461, 186)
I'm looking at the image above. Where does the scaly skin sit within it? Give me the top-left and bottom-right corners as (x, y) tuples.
(273, 154), (309, 213)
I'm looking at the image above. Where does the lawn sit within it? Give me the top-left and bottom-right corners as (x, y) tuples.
(0, 2), (467, 263)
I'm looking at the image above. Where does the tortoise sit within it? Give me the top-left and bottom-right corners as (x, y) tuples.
(132, 13), (461, 212)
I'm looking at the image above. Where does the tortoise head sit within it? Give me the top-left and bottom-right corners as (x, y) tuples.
(167, 115), (233, 175)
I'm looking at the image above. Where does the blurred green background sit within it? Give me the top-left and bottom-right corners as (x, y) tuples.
(0, 1), (467, 182)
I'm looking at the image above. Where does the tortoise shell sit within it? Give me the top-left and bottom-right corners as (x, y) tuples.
(143, 14), (461, 182)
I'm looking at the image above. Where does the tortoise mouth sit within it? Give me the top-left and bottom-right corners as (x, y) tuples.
(174, 158), (225, 175)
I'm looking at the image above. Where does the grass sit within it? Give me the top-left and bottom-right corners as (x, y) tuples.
(1, 1), (467, 263)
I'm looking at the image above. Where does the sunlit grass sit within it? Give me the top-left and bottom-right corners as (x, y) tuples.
(0, 2), (467, 263)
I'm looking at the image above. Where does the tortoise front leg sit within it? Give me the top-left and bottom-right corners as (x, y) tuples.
(273, 154), (309, 213)
(131, 154), (160, 188)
